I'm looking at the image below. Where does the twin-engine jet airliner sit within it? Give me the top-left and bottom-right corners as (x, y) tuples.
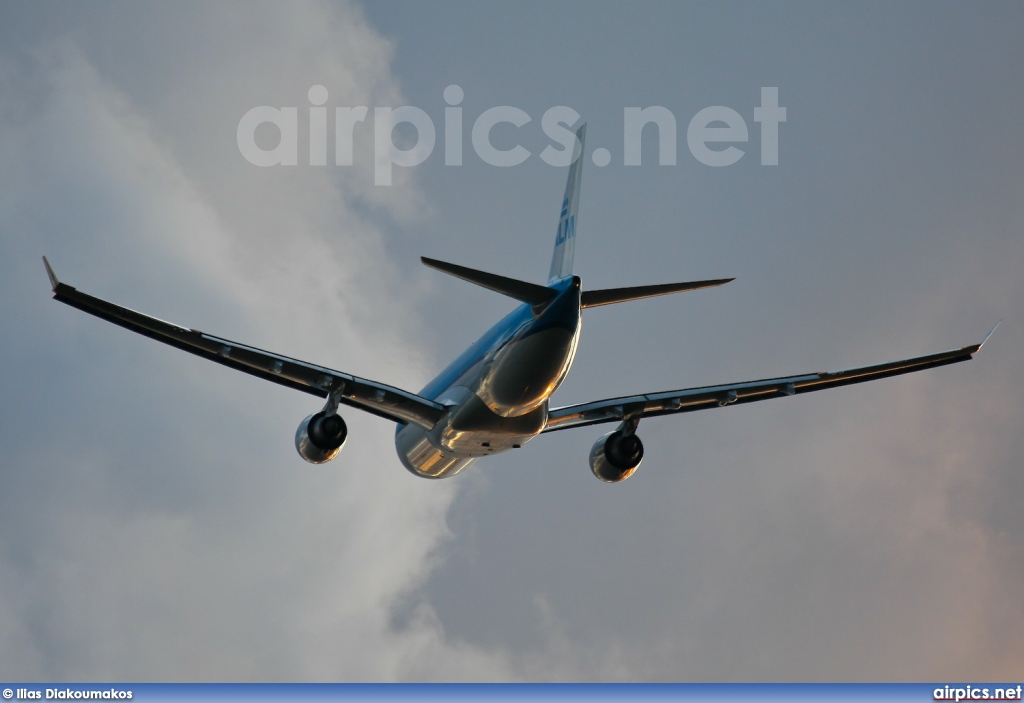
(44, 125), (995, 482)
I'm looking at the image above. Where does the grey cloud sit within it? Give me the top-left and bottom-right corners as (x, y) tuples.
(2, 0), (1023, 683)
(0, 0), (517, 681)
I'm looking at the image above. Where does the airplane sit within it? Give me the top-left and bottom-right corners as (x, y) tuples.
(43, 124), (997, 482)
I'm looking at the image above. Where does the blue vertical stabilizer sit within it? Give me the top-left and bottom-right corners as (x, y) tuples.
(548, 123), (586, 283)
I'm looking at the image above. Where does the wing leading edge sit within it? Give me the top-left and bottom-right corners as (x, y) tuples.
(543, 327), (998, 433)
(43, 258), (445, 430)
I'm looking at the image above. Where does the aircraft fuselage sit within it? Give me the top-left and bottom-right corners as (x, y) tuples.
(45, 121), (988, 485)
(395, 275), (582, 478)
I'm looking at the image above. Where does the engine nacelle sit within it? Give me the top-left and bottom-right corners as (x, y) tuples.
(589, 430), (644, 483)
(295, 412), (348, 464)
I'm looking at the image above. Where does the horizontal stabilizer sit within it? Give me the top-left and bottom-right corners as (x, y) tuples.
(422, 257), (556, 307)
(581, 278), (734, 308)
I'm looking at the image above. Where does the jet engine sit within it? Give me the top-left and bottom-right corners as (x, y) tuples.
(295, 411), (348, 464)
(589, 429), (644, 483)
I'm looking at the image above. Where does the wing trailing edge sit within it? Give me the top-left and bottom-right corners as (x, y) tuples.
(43, 257), (446, 430)
(544, 330), (995, 433)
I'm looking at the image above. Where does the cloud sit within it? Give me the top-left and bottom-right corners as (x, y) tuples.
(2, 1), (1023, 682)
(0, 1), (515, 681)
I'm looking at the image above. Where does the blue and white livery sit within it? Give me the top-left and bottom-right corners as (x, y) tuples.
(43, 124), (996, 482)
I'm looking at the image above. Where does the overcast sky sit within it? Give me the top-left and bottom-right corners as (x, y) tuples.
(1, 0), (1022, 681)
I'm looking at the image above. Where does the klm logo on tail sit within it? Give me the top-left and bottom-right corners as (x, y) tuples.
(548, 124), (586, 283)
(555, 198), (576, 245)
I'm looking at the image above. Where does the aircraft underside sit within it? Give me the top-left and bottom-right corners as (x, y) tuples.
(43, 122), (994, 485)
(396, 301), (580, 479)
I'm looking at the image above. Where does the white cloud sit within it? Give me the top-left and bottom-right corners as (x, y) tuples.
(0, 1), (516, 681)
(2, 1), (1023, 683)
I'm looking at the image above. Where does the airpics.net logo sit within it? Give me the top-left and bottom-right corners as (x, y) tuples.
(236, 85), (786, 186)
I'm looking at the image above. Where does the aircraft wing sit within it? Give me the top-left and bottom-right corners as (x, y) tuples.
(543, 328), (998, 433)
(43, 258), (446, 430)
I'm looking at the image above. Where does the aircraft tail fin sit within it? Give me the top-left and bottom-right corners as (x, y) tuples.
(548, 123), (586, 283)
